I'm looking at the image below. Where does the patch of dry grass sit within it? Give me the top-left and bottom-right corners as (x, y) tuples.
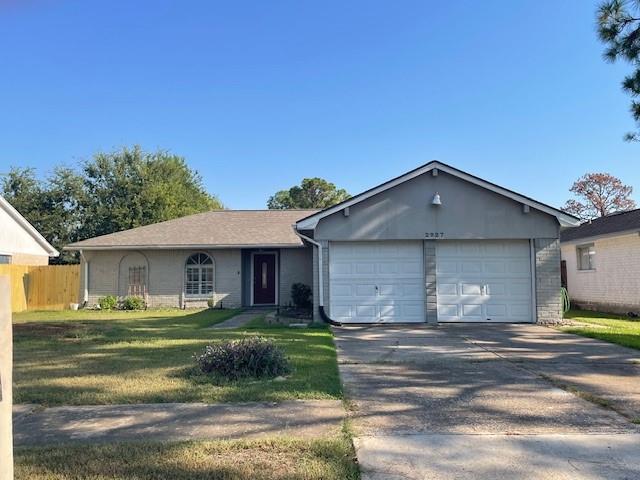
(14, 438), (360, 480)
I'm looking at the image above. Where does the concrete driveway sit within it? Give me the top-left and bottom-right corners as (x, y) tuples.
(334, 324), (640, 479)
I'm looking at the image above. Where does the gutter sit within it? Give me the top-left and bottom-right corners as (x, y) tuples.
(292, 227), (342, 327)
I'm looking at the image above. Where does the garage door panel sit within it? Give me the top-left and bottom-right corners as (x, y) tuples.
(461, 283), (482, 296)
(438, 283), (458, 295)
(437, 240), (533, 323)
(461, 304), (483, 319)
(436, 260), (458, 274)
(329, 241), (425, 323)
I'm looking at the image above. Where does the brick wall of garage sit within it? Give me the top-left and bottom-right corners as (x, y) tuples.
(535, 238), (562, 324)
(561, 233), (640, 314)
(82, 249), (242, 308)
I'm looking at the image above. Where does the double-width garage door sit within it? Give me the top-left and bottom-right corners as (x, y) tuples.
(329, 239), (533, 324)
(436, 240), (533, 323)
(329, 241), (425, 323)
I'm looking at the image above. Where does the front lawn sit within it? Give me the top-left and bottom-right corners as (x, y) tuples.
(13, 309), (342, 406)
(562, 309), (640, 350)
(14, 437), (360, 480)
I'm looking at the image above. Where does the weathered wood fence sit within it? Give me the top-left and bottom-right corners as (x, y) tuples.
(0, 264), (80, 312)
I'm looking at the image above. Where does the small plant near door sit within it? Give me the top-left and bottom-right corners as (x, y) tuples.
(291, 283), (312, 309)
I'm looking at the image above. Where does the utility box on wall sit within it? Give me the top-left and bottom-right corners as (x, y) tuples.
(0, 275), (13, 479)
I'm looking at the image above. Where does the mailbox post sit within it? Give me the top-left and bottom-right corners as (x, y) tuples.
(0, 276), (13, 480)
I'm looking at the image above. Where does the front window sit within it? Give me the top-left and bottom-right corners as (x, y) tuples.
(185, 253), (214, 296)
(577, 244), (595, 271)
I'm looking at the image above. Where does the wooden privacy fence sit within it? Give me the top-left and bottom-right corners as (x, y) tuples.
(0, 264), (80, 312)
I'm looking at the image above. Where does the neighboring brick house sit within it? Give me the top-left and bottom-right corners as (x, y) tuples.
(0, 196), (58, 265)
(66, 161), (578, 324)
(560, 209), (640, 315)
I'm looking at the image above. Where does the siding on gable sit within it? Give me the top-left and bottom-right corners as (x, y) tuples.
(561, 233), (640, 313)
(314, 171), (559, 241)
(0, 206), (51, 264)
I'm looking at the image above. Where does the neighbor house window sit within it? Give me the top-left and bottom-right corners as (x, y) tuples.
(0, 255), (10, 264)
(185, 253), (214, 296)
(577, 244), (595, 271)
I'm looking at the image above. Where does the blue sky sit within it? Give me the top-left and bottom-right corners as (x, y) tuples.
(0, 0), (637, 209)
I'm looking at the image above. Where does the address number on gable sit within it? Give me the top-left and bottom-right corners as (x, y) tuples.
(425, 232), (445, 238)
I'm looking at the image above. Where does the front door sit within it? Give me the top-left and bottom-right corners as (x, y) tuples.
(253, 253), (277, 305)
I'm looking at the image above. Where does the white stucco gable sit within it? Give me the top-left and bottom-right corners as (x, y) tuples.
(0, 196), (58, 259)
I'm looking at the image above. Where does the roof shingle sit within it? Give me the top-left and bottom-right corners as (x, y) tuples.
(560, 209), (640, 243)
(66, 210), (319, 249)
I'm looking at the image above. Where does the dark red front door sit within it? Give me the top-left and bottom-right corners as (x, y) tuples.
(253, 253), (276, 304)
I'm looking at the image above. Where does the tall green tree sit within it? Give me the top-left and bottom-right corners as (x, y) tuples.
(1, 146), (223, 263)
(598, 0), (640, 140)
(79, 146), (223, 238)
(267, 177), (350, 209)
(1, 167), (83, 263)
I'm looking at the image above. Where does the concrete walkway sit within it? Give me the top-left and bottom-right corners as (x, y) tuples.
(13, 400), (344, 446)
(335, 324), (640, 479)
(208, 310), (273, 329)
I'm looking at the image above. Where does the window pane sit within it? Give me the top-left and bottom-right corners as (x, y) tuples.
(0, 255), (10, 264)
(262, 262), (268, 288)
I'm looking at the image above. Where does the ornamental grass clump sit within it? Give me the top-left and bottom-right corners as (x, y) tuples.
(194, 336), (292, 381)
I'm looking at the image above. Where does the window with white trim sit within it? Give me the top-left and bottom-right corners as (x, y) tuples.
(576, 244), (595, 271)
(185, 253), (214, 296)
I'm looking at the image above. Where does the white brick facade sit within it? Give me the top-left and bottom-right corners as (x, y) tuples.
(561, 233), (640, 314)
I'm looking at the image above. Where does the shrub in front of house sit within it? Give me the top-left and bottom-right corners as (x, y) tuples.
(193, 336), (291, 381)
(291, 283), (312, 309)
(98, 295), (118, 310)
(121, 296), (146, 310)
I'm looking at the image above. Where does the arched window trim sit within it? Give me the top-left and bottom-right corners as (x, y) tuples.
(185, 252), (215, 297)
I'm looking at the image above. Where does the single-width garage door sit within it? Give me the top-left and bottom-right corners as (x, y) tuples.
(329, 241), (425, 323)
(436, 240), (533, 323)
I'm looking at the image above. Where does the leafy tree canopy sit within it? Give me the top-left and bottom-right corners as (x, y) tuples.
(563, 172), (636, 220)
(1, 146), (223, 263)
(598, 0), (640, 140)
(267, 177), (350, 209)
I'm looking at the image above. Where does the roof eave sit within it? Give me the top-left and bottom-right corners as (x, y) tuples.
(64, 243), (306, 251)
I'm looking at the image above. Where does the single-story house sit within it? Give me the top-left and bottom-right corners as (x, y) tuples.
(66, 161), (579, 324)
(560, 208), (640, 315)
(0, 196), (58, 265)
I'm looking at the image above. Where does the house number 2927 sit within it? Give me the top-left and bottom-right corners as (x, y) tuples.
(425, 232), (444, 238)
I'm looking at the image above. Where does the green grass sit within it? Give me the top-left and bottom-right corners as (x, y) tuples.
(561, 309), (640, 350)
(13, 309), (342, 406)
(14, 437), (360, 480)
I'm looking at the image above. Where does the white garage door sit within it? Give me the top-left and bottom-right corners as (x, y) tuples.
(436, 240), (533, 323)
(329, 241), (425, 323)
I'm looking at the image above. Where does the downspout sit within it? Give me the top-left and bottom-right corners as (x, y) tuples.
(293, 228), (342, 327)
(79, 249), (89, 307)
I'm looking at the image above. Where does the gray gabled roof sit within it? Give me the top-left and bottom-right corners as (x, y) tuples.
(65, 210), (319, 250)
(560, 209), (640, 243)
